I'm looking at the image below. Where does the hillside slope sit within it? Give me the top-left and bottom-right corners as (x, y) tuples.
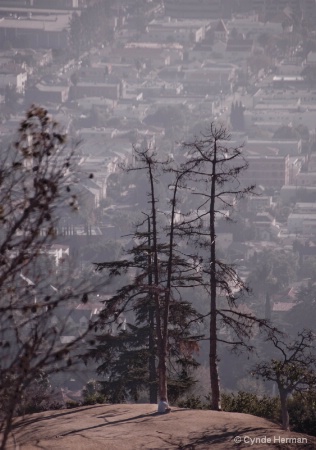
(8, 404), (316, 449)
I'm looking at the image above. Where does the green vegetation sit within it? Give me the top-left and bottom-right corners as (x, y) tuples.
(178, 391), (316, 436)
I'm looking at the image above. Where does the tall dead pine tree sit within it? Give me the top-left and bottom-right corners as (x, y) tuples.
(180, 124), (265, 410)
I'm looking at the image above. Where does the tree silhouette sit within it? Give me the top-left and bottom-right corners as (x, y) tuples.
(0, 106), (93, 450)
(178, 124), (275, 410)
(252, 330), (316, 430)
(92, 146), (203, 408)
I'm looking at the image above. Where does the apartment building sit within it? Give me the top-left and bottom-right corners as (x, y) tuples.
(241, 155), (290, 188)
(287, 212), (316, 234)
(0, 13), (70, 49)
(29, 0), (79, 7)
(146, 18), (208, 44)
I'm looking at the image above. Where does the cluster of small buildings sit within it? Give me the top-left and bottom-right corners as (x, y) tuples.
(1, 0), (316, 328)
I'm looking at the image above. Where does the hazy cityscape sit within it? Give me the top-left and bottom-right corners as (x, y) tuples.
(1, 1), (316, 449)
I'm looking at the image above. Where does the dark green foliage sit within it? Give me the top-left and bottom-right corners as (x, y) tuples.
(285, 284), (316, 334)
(177, 394), (208, 410)
(2, 371), (63, 416)
(167, 368), (197, 404)
(273, 124), (309, 142)
(177, 391), (280, 422)
(82, 380), (107, 405)
(221, 391), (280, 422)
(247, 249), (297, 300)
(288, 391), (316, 436)
(90, 297), (200, 404)
(144, 105), (188, 129)
(81, 240), (122, 265)
(89, 146), (204, 405)
(92, 324), (151, 403)
(273, 125), (299, 140)
(65, 401), (81, 409)
(252, 330), (316, 431)
(301, 65), (316, 88)
(178, 390), (316, 436)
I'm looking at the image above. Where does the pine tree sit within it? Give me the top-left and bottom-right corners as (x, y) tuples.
(89, 291), (200, 404)
(179, 124), (277, 410)
(89, 147), (203, 407)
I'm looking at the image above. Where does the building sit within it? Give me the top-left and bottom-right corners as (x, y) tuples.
(226, 36), (254, 57)
(287, 212), (316, 234)
(246, 139), (302, 157)
(70, 82), (123, 101)
(306, 51), (316, 68)
(0, 67), (27, 93)
(1, 0), (81, 8)
(42, 244), (70, 267)
(296, 171), (316, 187)
(30, 0), (79, 7)
(252, 212), (277, 240)
(0, 12), (70, 49)
(214, 19), (228, 42)
(146, 18), (208, 44)
(294, 202), (316, 214)
(26, 84), (69, 104)
(111, 42), (184, 67)
(252, 88), (313, 109)
(247, 195), (273, 212)
(280, 185), (316, 203)
(241, 155), (290, 188)
(164, 0), (222, 19)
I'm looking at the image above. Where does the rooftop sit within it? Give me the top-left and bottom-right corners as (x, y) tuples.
(272, 302), (295, 312)
(35, 83), (69, 92)
(214, 19), (228, 33)
(125, 42), (183, 50)
(0, 14), (71, 32)
(288, 213), (316, 219)
(149, 18), (209, 28)
(0, 7), (75, 14)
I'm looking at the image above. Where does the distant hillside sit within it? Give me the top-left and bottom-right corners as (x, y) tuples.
(8, 404), (316, 449)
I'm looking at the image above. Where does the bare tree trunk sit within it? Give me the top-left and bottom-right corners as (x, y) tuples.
(158, 351), (168, 401)
(1, 418), (13, 450)
(148, 308), (157, 403)
(1, 413), (15, 450)
(209, 141), (221, 411)
(209, 294), (220, 410)
(147, 160), (167, 403)
(147, 217), (157, 404)
(160, 175), (179, 405)
(0, 385), (20, 450)
(279, 388), (290, 431)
